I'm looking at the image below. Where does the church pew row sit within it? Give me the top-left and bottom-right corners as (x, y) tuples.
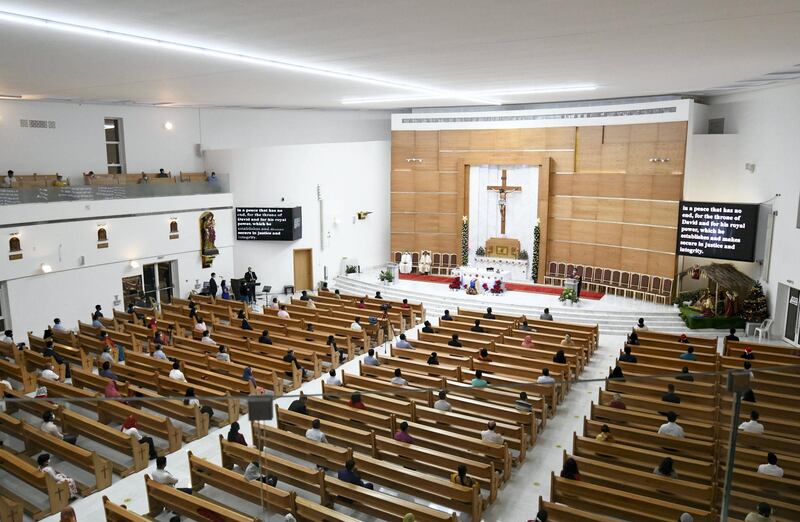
(455, 308), (598, 349)
(624, 343), (718, 364)
(101, 497), (150, 522)
(636, 330), (717, 349)
(319, 289), (426, 324)
(725, 338), (800, 358)
(0, 447), (71, 520)
(0, 358), (37, 393)
(0, 496), (23, 522)
(537, 498), (621, 522)
(144, 474), (259, 522)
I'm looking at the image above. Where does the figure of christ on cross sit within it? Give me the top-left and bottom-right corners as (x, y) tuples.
(486, 169), (523, 235)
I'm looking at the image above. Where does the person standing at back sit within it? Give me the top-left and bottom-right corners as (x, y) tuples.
(208, 273), (218, 298)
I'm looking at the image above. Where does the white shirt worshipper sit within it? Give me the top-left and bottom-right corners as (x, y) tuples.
(40, 365), (60, 381)
(481, 422), (505, 445)
(658, 420), (685, 438)
(305, 421), (328, 443)
(739, 418), (765, 434)
(324, 371), (342, 386)
(350, 320), (362, 331)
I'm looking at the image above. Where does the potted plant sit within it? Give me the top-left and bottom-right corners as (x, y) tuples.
(345, 265), (358, 275)
(476, 246), (486, 257)
(559, 288), (578, 304)
(379, 269), (395, 284)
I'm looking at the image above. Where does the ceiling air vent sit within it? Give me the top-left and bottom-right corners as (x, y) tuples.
(19, 119), (56, 129)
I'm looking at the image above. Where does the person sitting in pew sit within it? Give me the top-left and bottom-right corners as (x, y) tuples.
(100, 345), (114, 364)
(184, 387), (214, 418)
(427, 352), (440, 365)
(521, 335), (534, 348)
(609, 365), (625, 381)
(471, 319), (486, 333)
(519, 319), (533, 332)
(477, 348), (492, 362)
(37, 453), (79, 500)
(283, 350), (309, 380)
(91, 312), (103, 329)
(483, 307), (496, 320)
(169, 361), (186, 382)
(739, 410), (764, 434)
(1, 329), (13, 344)
(662, 383), (681, 404)
(254, 329), (273, 345)
(396, 333), (413, 349)
(327, 336), (347, 363)
(41, 411), (78, 445)
(53, 318), (67, 332)
(434, 390), (451, 411)
(595, 424), (612, 442)
(216, 345), (230, 362)
(726, 328), (740, 342)
(99, 361), (117, 380)
(539, 308), (553, 321)
(422, 321), (435, 334)
(200, 330), (216, 345)
(560, 457), (581, 480)
(676, 366), (694, 382)
(742, 387), (757, 403)
(741, 347), (755, 360)
(299, 290), (310, 301)
(394, 421), (413, 443)
(244, 460), (279, 485)
(635, 317), (648, 330)
(679, 346), (696, 361)
(60, 506), (77, 522)
(226, 421), (248, 446)
(553, 350), (567, 364)
(104, 380), (122, 399)
(391, 368), (408, 386)
(757, 452), (784, 477)
(745, 502), (776, 522)
(537, 368), (555, 385)
(269, 297), (280, 310)
(609, 393), (626, 409)
(448, 334), (462, 347)
(619, 345), (637, 363)
(153, 455), (193, 494)
(356, 298), (367, 309)
(348, 392), (366, 410)
(350, 317), (363, 331)
(333, 289), (342, 300)
(364, 348), (380, 366)
(277, 306), (290, 319)
(653, 457), (678, 478)
(241, 316), (254, 330)
(678, 334), (689, 343)
(515, 392), (532, 413)
(533, 509), (549, 522)
(678, 514), (693, 522)
(40, 363), (60, 381)
(193, 315), (207, 333)
(627, 329), (640, 345)
(338, 458), (373, 489)
(152, 344), (167, 360)
(450, 464), (474, 488)
(288, 394), (308, 415)
(325, 369), (342, 386)
(153, 330), (169, 347)
(305, 418), (328, 443)
(658, 411), (685, 438)
(481, 420), (504, 445)
(374, 291), (383, 300)
(440, 310), (454, 322)
(121, 415), (158, 460)
(560, 334), (574, 347)
(471, 369), (488, 388)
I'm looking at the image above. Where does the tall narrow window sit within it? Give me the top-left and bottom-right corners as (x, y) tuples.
(104, 118), (125, 174)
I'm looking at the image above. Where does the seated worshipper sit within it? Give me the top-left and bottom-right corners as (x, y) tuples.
(348, 392), (366, 410)
(327, 335), (347, 363)
(244, 460), (278, 485)
(448, 334), (462, 347)
(609, 364), (625, 381)
(391, 368), (408, 386)
(121, 415), (158, 460)
(560, 457), (582, 480)
(184, 387), (214, 418)
(333, 289), (342, 300)
(552, 349), (567, 364)
(676, 366), (694, 382)
(421, 320), (435, 333)
(350, 317), (362, 330)
(434, 390), (452, 411)
(471, 319), (486, 333)
(283, 350), (309, 380)
(93, 304), (103, 318)
(3, 169), (17, 187)
(277, 306), (291, 319)
(193, 315), (207, 332)
(91, 313), (103, 328)
(100, 345), (114, 364)
(678, 333), (689, 343)
(662, 383), (681, 404)
(99, 331), (123, 361)
(653, 457), (678, 478)
(450, 464), (474, 488)
(635, 317), (648, 330)
(258, 329), (273, 344)
(401, 298), (410, 310)
(440, 310), (454, 321)
(521, 335), (534, 348)
(537, 368), (556, 384)
(757, 452), (784, 477)
(241, 316), (254, 330)
(745, 502), (776, 522)
(374, 291), (383, 299)
(608, 393), (626, 409)
(270, 297), (280, 309)
(595, 424), (612, 442)
(658, 411), (685, 437)
(40, 364), (60, 381)
(41, 411), (78, 445)
(153, 456), (193, 494)
(305, 419), (328, 443)
(481, 420), (505, 445)
(1, 329), (13, 344)
(619, 345), (637, 363)
(396, 333), (413, 349)
(471, 369), (488, 388)
(515, 392), (533, 413)
(743, 360), (754, 379)
(299, 290), (310, 301)
(306, 299), (316, 310)
(288, 394), (308, 414)
(726, 328), (740, 342)
(519, 319), (533, 331)
(679, 346), (697, 361)
(105, 380), (122, 399)
(227, 421), (248, 446)
(627, 329), (640, 345)
(483, 307), (496, 320)
(477, 348), (493, 362)
(364, 348), (380, 366)
(37, 453), (79, 500)
(99, 361), (117, 380)
(742, 387), (757, 403)
(216, 345), (230, 362)
(539, 308), (553, 321)
(152, 344), (168, 360)
(427, 352), (440, 365)
(52, 173), (68, 187)
(357, 298), (367, 309)
(52, 318), (67, 332)
(157, 168), (168, 178)
(741, 347), (755, 360)
(394, 421), (413, 443)
(169, 361), (186, 382)
(200, 330), (217, 345)
(325, 369), (342, 386)
(739, 410), (765, 434)
(338, 459), (374, 489)
(561, 334), (575, 346)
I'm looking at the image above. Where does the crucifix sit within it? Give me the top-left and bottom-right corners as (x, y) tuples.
(486, 169), (523, 235)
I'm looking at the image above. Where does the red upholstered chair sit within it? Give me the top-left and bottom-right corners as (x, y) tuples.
(584, 267), (594, 291)
(431, 253), (442, 275)
(394, 252), (402, 263)
(545, 262), (558, 284)
(411, 252), (419, 273)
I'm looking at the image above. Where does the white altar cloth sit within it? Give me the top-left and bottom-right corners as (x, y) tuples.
(474, 256), (529, 281)
(454, 266), (510, 290)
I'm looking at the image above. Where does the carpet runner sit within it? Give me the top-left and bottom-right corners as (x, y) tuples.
(398, 273), (604, 300)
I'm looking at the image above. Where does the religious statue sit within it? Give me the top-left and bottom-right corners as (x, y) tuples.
(399, 252), (413, 274)
(724, 291), (738, 317)
(485, 169), (522, 258)
(199, 211), (219, 268)
(419, 251), (432, 274)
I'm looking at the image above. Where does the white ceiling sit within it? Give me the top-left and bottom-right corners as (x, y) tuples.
(1, 0), (799, 109)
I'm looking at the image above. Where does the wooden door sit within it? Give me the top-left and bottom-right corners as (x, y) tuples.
(293, 248), (313, 290)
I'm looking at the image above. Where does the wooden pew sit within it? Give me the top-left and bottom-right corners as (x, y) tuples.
(102, 497), (151, 522)
(156, 375), (239, 427)
(0, 359), (36, 392)
(126, 384), (209, 442)
(637, 330), (716, 349)
(725, 338), (800, 358)
(537, 497), (621, 522)
(590, 403), (716, 442)
(0, 496), (23, 522)
(582, 418), (716, 461)
(144, 474), (259, 522)
(0, 447), (70, 520)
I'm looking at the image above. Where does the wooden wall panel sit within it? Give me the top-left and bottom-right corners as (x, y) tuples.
(391, 194), (415, 212)
(391, 171), (414, 192)
(391, 214), (414, 233)
(438, 130), (470, 151)
(391, 131), (414, 170)
(411, 171), (441, 192)
(414, 132), (439, 171)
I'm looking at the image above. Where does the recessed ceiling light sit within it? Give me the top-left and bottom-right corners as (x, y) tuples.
(164, 121), (174, 130)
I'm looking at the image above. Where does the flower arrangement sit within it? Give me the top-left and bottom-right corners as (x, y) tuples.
(490, 279), (504, 294)
(518, 249), (529, 260)
(449, 276), (462, 290)
(482, 282), (489, 291)
(379, 269), (395, 283)
(559, 288), (578, 303)
(345, 265), (358, 274)
(476, 246), (486, 257)
(460, 216), (469, 265)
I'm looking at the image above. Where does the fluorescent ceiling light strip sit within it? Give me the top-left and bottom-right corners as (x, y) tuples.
(342, 84), (598, 105)
(0, 10), (500, 106)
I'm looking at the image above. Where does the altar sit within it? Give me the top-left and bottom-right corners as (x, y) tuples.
(454, 266), (510, 290)
(474, 256), (529, 281)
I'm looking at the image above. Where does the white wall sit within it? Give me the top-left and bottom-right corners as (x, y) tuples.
(205, 141), (390, 290)
(0, 194), (233, 337)
(0, 99), (203, 178)
(686, 82), (800, 331)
